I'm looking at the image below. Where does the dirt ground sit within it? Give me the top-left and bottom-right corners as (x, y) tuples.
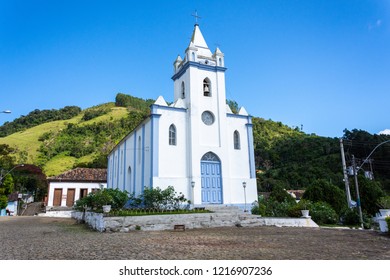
(0, 216), (389, 260)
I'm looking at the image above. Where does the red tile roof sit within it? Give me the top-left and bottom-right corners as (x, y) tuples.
(47, 168), (107, 182)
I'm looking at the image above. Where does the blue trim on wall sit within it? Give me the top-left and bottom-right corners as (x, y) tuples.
(246, 123), (256, 178)
(171, 61), (227, 81)
(151, 104), (187, 113)
(150, 118), (154, 188)
(150, 113), (161, 188)
(123, 140), (127, 191)
(111, 157), (115, 188)
(116, 149), (120, 189)
(107, 158), (110, 188)
(141, 124), (146, 192)
(150, 114), (161, 182)
(133, 130), (137, 194)
(227, 113), (252, 120)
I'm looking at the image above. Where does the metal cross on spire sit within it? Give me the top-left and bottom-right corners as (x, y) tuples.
(191, 10), (201, 25)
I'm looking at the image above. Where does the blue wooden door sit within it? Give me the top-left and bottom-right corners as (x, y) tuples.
(201, 160), (223, 204)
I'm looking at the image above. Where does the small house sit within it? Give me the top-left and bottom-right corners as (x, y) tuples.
(46, 168), (107, 210)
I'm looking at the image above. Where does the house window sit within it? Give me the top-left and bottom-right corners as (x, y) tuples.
(181, 81), (185, 99)
(169, 124), (176, 146)
(80, 188), (88, 199)
(234, 130), (241, 150)
(203, 78), (211, 96)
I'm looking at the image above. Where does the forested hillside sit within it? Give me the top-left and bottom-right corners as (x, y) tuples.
(0, 106), (81, 137)
(254, 117), (390, 194)
(1, 93), (389, 197)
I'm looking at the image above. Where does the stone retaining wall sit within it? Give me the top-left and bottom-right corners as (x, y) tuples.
(38, 211), (73, 218)
(71, 211), (318, 232)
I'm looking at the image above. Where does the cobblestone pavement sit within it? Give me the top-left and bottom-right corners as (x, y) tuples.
(0, 216), (389, 260)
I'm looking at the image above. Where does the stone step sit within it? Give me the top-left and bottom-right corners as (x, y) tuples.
(205, 205), (243, 213)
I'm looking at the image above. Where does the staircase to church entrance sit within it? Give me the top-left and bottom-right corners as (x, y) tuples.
(203, 205), (257, 227)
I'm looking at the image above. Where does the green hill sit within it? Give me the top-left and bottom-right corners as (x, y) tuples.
(0, 101), (138, 176)
(1, 93), (389, 197)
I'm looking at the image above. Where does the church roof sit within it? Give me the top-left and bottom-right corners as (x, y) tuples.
(154, 95), (168, 106)
(226, 104), (233, 114)
(190, 24), (209, 49)
(238, 107), (249, 116)
(48, 168), (107, 182)
(170, 98), (187, 109)
(188, 24), (212, 57)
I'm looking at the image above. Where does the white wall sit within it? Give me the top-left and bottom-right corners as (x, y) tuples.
(47, 182), (106, 207)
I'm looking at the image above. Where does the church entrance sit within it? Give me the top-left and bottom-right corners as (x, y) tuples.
(201, 152), (222, 204)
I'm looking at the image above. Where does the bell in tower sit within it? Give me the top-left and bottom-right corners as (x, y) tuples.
(203, 78), (211, 96)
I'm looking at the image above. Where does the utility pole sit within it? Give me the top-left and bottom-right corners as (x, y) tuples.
(340, 139), (352, 207)
(352, 155), (364, 228)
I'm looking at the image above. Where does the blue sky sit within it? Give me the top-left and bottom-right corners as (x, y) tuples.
(1, 0), (389, 137)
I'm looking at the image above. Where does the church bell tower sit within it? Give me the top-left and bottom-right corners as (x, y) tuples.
(172, 23), (232, 204)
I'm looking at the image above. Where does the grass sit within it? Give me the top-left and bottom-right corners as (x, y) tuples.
(0, 103), (129, 176)
(0, 118), (80, 162)
(43, 153), (78, 177)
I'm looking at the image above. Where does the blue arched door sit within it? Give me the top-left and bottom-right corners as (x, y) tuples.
(201, 152), (223, 204)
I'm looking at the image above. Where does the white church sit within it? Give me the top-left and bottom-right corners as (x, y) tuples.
(107, 24), (258, 209)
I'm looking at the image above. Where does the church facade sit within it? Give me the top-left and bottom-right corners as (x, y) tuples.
(107, 24), (258, 208)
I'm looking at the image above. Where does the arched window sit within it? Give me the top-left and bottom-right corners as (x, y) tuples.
(169, 124), (176, 146)
(181, 81), (185, 99)
(219, 58), (222, 66)
(203, 78), (211, 96)
(201, 152), (220, 162)
(192, 52), (195, 61)
(234, 130), (240, 150)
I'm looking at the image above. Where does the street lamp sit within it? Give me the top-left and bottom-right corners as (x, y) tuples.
(191, 181), (195, 207)
(0, 164), (24, 184)
(352, 139), (390, 229)
(242, 181), (247, 212)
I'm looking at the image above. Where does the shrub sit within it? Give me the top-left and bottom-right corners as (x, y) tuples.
(302, 179), (346, 214)
(288, 199), (313, 218)
(74, 193), (95, 211)
(74, 189), (129, 211)
(386, 217), (390, 234)
(261, 197), (296, 217)
(310, 201), (338, 225)
(378, 196), (390, 209)
(357, 177), (385, 215)
(91, 190), (113, 210)
(105, 188), (129, 210)
(340, 208), (372, 229)
(141, 186), (189, 210)
(82, 108), (109, 121)
(74, 187), (189, 212)
(269, 185), (295, 203)
(341, 208), (360, 226)
(0, 195), (7, 209)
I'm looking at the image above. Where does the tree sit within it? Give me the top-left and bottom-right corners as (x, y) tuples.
(0, 174), (14, 210)
(1, 174), (14, 195)
(0, 144), (16, 170)
(226, 99), (239, 114)
(354, 176), (385, 215)
(302, 179), (346, 214)
(0, 195), (7, 209)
